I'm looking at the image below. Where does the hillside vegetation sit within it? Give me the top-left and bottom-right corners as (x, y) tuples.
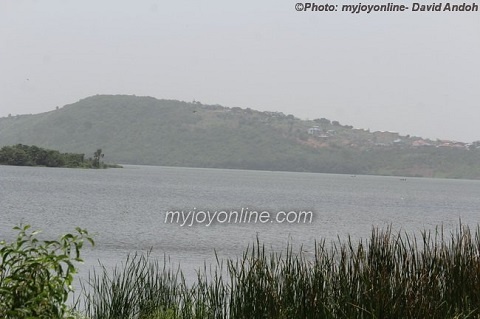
(1, 95), (479, 178)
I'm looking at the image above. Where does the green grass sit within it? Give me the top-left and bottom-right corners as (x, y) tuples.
(77, 225), (480, 319)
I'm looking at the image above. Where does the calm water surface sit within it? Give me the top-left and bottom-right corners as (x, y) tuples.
(1, 164), (480, 285)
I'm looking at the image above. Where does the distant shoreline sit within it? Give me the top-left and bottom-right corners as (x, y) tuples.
(0, 144), (122, 169)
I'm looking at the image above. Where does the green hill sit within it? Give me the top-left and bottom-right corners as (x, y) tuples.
(1, 95), (479, 178)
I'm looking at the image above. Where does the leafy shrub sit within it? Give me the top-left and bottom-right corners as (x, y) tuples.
(0, 224), (94, 319)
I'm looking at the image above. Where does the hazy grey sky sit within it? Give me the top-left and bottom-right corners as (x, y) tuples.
(1, 0), (479, 141)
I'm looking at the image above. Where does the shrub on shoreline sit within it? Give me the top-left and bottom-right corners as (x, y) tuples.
(0, 225), (94, 319)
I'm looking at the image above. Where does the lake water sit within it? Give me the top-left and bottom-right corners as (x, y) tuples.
(1, 164), (480, 289)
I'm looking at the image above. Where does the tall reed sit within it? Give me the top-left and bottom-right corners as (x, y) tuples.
(78, 224), (480, 318)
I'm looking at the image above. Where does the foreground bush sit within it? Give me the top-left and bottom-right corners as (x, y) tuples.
(0, 225), (94, 319)
(79, 224), (480, 319)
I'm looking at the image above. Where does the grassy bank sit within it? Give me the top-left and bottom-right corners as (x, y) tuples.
(78, 225), (480, 319)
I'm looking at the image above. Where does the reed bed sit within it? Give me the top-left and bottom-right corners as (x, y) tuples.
(78, 225), (480, 319)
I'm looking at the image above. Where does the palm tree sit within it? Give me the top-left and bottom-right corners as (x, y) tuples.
(92, 149), (104, 168)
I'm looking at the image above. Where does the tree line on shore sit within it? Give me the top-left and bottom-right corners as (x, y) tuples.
(0, 144), (119, 168)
